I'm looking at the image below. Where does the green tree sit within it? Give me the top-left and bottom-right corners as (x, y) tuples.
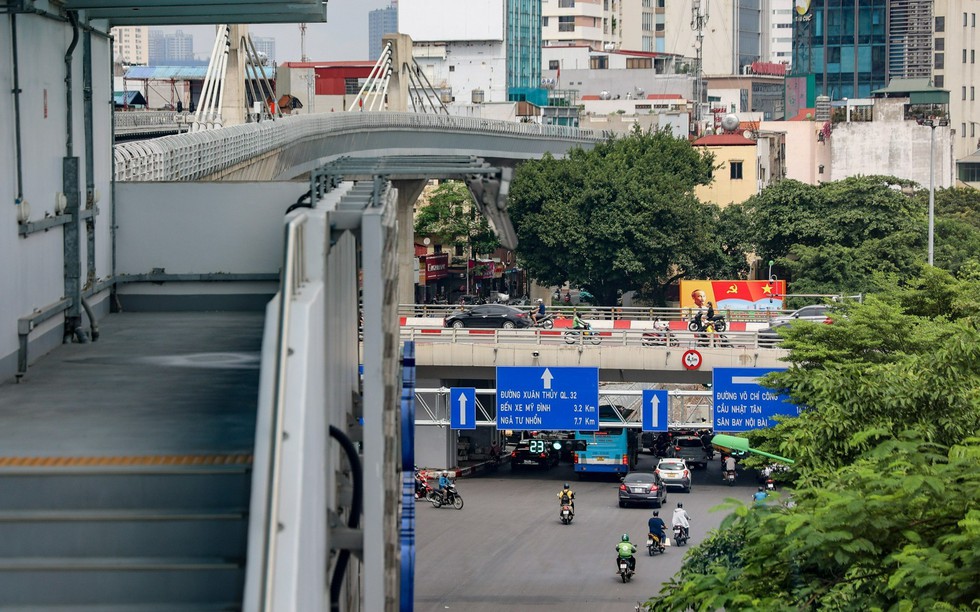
(741, 176), (925, 297)
(644, 275), (980, 610)
(414, 181), (499, 257)
(508, 128), (720, 306)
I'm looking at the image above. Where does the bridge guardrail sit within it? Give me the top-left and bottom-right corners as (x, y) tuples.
(113, 112), (612, 182)
(399, 326), (784, 350)
(397, 303), (790, 323)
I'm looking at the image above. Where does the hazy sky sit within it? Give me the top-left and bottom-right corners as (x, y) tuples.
(156, 0), (392, 63)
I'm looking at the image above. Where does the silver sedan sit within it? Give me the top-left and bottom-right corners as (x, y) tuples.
(656, 458), (692, 492)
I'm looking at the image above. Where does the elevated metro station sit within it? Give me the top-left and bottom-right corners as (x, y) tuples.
(1, 4), (787, 609)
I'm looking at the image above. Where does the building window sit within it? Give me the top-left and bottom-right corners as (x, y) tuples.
(973, 86), (976, 100)
(657, 0), (665, 7)
(730, 161), (744, 180)
(656, 23), (665, 32)
(935, 37), (944, 51)
(964, 86), (968, 100)
(936, 16), (945, 32)
(549, 60), (560, 70)
(935, 75), (944, 88)
(626, 57), (653, 69)
(973, 50), (976, 63)
(962, 123), (967, 137)
(642, 12), (653, 31)
(936, 53), (945, 69)
(559, 0), (575, 7)
(590, 55), (609, 69)
(643, 0), (652, 6)
(558, 16), (574, 32)
(964, 49), (968, 62)
(973, 124), (977, 137)
(345, 78), (361, 94)
(543, 16), (548, 26)
(449, 65), (455, 72)
(965, 12), (969, 26)
(974, 13), (976, 26)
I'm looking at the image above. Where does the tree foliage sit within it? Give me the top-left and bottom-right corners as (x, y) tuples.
(414, 181), (499, 256)
(508, 128), (733, 306)
(737, 176), (925, 297)
(645, 273), (980, 610)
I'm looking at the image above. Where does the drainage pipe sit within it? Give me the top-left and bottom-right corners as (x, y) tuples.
(10, 14), (25, 208)
(63, 11), (83, 343)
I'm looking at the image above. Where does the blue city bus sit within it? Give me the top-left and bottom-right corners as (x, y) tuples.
(572, 405), (639, 476)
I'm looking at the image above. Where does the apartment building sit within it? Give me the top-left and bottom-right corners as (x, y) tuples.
(111, 26), (149, 66)
(933, 1), (980, 159)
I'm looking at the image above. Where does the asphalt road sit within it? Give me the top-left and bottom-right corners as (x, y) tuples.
(414, 451), (762, 612)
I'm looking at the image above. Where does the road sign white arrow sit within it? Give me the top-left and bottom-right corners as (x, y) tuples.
(541, 368), (554, 390)
(650, 394), (660, 429)
(458, 393), (467, 426)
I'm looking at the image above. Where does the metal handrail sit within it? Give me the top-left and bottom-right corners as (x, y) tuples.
(397, 303), (792, 323)
(260, 214), (307, 608)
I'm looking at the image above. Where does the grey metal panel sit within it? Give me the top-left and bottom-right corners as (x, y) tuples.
(64, 0), (328, 25)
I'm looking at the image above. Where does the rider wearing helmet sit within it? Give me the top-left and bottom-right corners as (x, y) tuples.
(672, 502), (691, 539)
(557, 482), (575, 514)
(531, 298), (546, 324)
(752, 486), (769, 505)
(648, 510), (667, 547)
(615, 533), (637, 572)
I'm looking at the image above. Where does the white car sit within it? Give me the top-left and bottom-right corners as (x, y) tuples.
(655, 458), (692, 492)
(771, 304), (833, 328)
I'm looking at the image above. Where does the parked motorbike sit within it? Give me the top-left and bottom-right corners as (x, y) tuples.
(647, 533), (666, 556)
(564, 327), (602, 345)
(617, 557), (635, 583)
(559, 502), (574, 525)
(431, 483), (464, 509)
(672, 524), (689, 547)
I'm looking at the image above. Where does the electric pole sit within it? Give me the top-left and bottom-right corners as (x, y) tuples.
(691, 0), (708, 130)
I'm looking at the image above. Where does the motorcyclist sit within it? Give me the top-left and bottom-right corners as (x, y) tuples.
(437, 470), (452, 504)
(530, 298), (546, 325)
(557, 482), (575, 514)
(724, 455), (737, 481)
(572, 312), (590, 330)
(648, 510), (667, 548)
(615, 533), (637, 572)
(672, 502), (691, 540)
(752, 486), (769, 505)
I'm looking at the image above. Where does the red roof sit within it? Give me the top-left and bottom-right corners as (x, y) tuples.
(692, 134), (756, 146)
(280, 61), (376, 68)
(581, 95), (601, 100)
(788, 108), (817, 121)
(647, 93), (683, 100)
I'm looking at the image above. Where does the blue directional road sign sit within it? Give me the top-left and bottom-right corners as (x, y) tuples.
(495, 366), (599, 431)
(450, 387), (476, 430)
(712, 367), (797, 431)
(641, 390), (669, 432)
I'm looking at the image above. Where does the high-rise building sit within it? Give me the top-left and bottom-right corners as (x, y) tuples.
(542, 0), (616, 49)
(791, 0), (978, 159)
(251, 36), (277, 63)
(765, 0), (794, 68)
(663, 0), (764, 75)
(111, 26), (149, 65)
(369, 1), (399, 61)
(148, 29), (195, 65)
(399, 0), (545, 105)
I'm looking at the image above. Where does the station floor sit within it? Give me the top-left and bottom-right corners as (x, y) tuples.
(0, 312), (264, 460)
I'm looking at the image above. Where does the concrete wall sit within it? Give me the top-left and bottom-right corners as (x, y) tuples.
(830, 121), (955, 188)
(695, 144), (760, 206)
(759, 119), (831, 185)
(413, 41), (508, 104)
(113, 182), (308, 309)
(579, 112), (690, 137)
(0, 10), (115, 383)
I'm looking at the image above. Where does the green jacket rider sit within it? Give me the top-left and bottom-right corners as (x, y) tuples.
(616, 534), (637, 571)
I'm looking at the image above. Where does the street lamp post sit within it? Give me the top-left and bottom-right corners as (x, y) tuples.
(921, 116), (949, 266)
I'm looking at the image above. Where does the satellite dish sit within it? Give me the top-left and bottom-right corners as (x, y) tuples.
(600, 91), (611, 100)
(635, 88), (645, 97)
(743, 129), (755, 139)
(704, 126), (715, 135)
(721, 114), (740, 133)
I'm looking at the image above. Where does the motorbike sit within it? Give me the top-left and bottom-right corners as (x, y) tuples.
(687, 311), (728, 333)
(641, 320), (677, 347)
(765, 477), (775, 491)
(559, 502), (574, 525)
(530, 313), (556, 329)
(617, 557), (634, 583)
(431, 483), (464, 509)
(647, 533), (666, 556)
(414, 472), (436, 502)
(725, 470), (737, 486)
(673, 524), (689, 547)
(564, 326), (602, 345)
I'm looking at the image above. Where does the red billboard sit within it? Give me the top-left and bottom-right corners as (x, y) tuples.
(423, 253), (449, 282)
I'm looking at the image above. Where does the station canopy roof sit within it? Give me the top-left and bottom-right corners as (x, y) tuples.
(63, 0), (327, 26)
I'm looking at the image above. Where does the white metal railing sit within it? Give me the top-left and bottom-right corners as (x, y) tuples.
(114, 110), (182, 131)
(399, 326), (785, 350)
(398, 303), (791, 323)
(113, 112), (612, 182)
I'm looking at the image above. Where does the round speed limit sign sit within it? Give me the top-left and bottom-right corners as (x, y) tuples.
(682, 349), (703, 370)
